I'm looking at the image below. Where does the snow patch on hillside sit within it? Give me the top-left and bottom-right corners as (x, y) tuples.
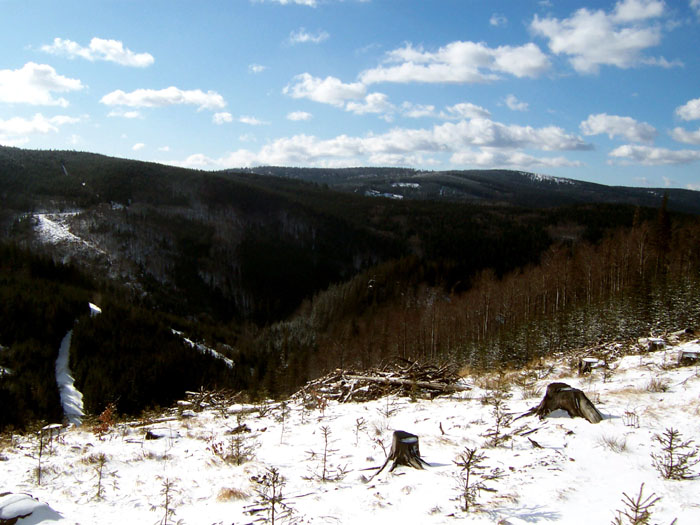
(523, 172), (576, 185)
(33, 212), (107, 257)
(54, 330), (84, 426)
(173, 330), (235, 369)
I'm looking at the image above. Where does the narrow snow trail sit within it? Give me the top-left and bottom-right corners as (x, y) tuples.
(55, 329), (84, 426)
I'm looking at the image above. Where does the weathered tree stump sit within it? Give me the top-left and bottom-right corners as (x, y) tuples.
(520, 382), (604, 424)
(372, 430), (429, 478)
(678, 349), (700, 366)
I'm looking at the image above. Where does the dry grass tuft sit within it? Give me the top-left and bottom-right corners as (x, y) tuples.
(646, 377), (671, 393)
(598, 434), (628, 453)
(217, 487), (249, 501)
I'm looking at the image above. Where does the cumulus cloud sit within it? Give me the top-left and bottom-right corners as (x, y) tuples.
(693, 0), (700, 17)
(359, 41), (550, 84)
(676, 97), (700, 121)
(490, 13), (507, 27)
(670, 127), (700, 145)
(249, 64), (267, 74)
(0, 113), (80, 144)
(253, 0), (317, 6)
(611, 0), (665, 22)
(132, 142), (145, 151)
(580, 113), (656, 142)
(283, 73), (365, 107)
(0, 62), (83, 107)
(287, 111), (312, 121)
(450, 149), (581, 168)
(41, 37), (154, 67)
(213, 112), (233, 124)
(505, 94), (528, 111)
(442, 102), (491, 120)
(530, 0), (668, 74)
(345, 92), (394, 116)
(107, 109), (143, 119)
(170, 117), (588, 170)
(289, 28), (329, 44)
(239, 116), (267, 125)
(401, 102), (436, 119)
(609, 144), (700, 165)
(100, 87), (226, 110)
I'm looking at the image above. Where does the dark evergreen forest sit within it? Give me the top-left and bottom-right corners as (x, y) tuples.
(1, 146), (698, 431)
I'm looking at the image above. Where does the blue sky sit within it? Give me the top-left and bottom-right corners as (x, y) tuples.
(1, 0), (700, 189)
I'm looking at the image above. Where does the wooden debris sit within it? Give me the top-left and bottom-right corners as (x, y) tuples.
(292, 360), (468, 403)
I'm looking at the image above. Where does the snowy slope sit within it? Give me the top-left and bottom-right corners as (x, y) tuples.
(2, 341), (699, 524)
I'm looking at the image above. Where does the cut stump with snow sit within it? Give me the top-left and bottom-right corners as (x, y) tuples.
(520, 382), (604, 424)
(372, 430), (430, 479)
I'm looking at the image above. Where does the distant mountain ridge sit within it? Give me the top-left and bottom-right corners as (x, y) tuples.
(0, 145), (696, 324)
(239, 166), (700, 214)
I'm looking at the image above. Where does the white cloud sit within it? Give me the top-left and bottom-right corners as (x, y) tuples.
(239, 116), (267, 126)
(442, 102), (491, 120)
(41, 37), (154, 67)
(249, 64), (267, 74)
(213, 112), (233, 124)
(100, 87), (226, 110)
(490, 13), (507, 27)
(670, 126), (700, 145)
(132, 142), (145, 151)
(505, 94), (529, 111)
(693, 0), (700, 17)
(0, 113), (80, 144)
(283, 73), (365, 107)
(170, 117), (588, 169)
(287, 111), (313, 121)
(253, 0), (317, 6)
(676, 97), (700, 121)
(107, 109), (143, 119)
(345, 92), (394, 116)
(609, 144), (700, 165)
(450, 149), (581, 168)
(360, 41), (550, 84)
(289, 28), (329, 44)
(611, 0), (665, 22)
(0, 62), (83, 106)
(580, 113), (656, 142)
(530, 1), (667, 74)
(158, 146), (170, 152)
(401, 102), (436, 119)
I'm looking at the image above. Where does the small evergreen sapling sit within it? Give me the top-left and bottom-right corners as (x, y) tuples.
(651, 427), (700, 480)
(453, 447), (500, 512)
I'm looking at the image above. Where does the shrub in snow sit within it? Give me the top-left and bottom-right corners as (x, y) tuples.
(610, 483), (661, 525)
(651, 428), (700, 480)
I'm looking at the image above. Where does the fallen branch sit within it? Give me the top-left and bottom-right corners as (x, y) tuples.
(343, 374), (470, 393)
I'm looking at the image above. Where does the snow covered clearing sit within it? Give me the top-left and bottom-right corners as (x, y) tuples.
(33, 212), (107, 258)
(2, 341), (700, 524)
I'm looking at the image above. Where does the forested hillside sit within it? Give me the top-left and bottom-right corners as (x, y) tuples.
(1, 145), (699, 430)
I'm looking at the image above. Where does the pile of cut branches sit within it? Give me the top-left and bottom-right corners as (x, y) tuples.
(293, 359), (469, 404)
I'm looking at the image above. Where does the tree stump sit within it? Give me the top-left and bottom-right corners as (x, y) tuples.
(372, 430), (429, 478)
(520, 382), (604, 424)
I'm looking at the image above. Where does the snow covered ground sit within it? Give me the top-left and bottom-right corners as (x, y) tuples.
(33, 212), (107, 259)
(2, 341), (700, 524)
